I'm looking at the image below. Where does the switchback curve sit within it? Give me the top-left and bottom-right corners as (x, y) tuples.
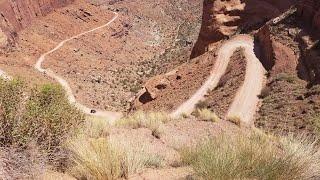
(171, 35), (266, 126)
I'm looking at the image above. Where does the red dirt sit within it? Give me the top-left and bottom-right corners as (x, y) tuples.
(132, 48), (218, 112)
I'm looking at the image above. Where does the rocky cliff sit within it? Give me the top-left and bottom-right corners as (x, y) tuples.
(191, 0), (297, 58)
(0, 0), (74, 48)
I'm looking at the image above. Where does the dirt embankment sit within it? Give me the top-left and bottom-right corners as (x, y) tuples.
(191, 0), (297, 58)
(131, 49), (218, 112)
(0, 0), (74, 49)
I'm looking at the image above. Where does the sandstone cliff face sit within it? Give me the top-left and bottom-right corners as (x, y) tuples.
(0, 0), (74, 47)
(191, 0), (297, 57)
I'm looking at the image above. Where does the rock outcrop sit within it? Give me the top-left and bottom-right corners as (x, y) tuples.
(191, 0), (297, 58)
(0, 0), (74, 48)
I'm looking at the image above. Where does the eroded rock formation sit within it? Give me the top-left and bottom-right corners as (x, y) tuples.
(191, 0), (297, 58)
(0, 0), (74, 48)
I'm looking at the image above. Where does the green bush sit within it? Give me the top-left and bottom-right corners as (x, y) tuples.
(0, 80), (84, 168)
(17, 84), (84, 150)
(0, 79), (24, 146)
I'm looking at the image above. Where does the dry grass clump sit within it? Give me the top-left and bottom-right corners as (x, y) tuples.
(194, 108), (219, 122)
(116, 111), (170, 138)
(116, 111), (171, 128)
(180, 132), (320, 180)
(67, 118), (164, 180)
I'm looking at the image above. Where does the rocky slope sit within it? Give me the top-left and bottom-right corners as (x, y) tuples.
(254, 0), (320, 136)
(0, 0), (202, 112)
(134, 0), (298, 113)
(191, 0), (298, 58)
(0, 0), (74, 48)
(135, 0), (320, 137)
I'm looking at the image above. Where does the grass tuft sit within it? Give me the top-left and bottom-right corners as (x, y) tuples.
(67, 119), (164, 180)
(180, 132), (320, 180)
(116, 111), (170, 138)
(194, 108), (219, 122)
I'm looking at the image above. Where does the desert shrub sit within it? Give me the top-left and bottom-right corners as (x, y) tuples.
(180, 132), (320, 180)
(13, 84), (84, 151)
(0, 79), (24, 146)
(194, 108), (219, 122)
(0, 80), (84, 169)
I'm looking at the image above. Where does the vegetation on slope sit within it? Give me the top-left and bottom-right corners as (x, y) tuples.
(67, 115), (164, 180)
(180, 132), (320, 180)
(0, 79), (84, 176)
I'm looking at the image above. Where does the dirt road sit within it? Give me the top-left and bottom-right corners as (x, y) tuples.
(34, 12), (122, 123)
(171, 35), (266, 126)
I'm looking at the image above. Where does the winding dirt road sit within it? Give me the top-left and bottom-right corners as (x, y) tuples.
(1, 12), (264, 126)
(34, 12), (122, 123)
(171, 35), (266, 126)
